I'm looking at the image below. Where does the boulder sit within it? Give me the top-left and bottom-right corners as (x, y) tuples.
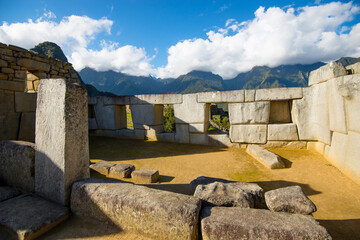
(230, 125), (267, 144)
(246, 145), (285, 169)
(190, 176), (234, 190)
(131, 169), (160, 183)
(71, 179), (201, 240)
(201, 207), (331, 240)
(108, 163), (135, 179)
(194, 182), (252, 208)
(89, 161), (116, 175)
(265, 186), (317, 215)
(0, 186), (21, 202)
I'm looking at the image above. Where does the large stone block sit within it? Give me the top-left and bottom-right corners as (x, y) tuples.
(327, 77), (347, 134)
(345, 131), (360, 182)
(0, 92), (20, 140)
(174, 94), (209, 124)
(342, 74), (360, 133)
(88, 118), (98, 130)
(17, 58), (50, 72)
(115, 129), (145, 140)
(346, 62), (360, 74)
(307, 141), (326, 154)
(0, 79), (25, 91)
(190, 133), (209, 145)
(267, 123), (298, 141)
(131, 104), (163, 126)
(18, 112), (35, 142)
(189, 123), (208, 133)
(246, 145), (285, 169)
(0, 140), (35, 192)
(35, 79), (90, 205)
(197, 90), (245, 103)
(131, 94), (182, 104)
(14, 92), (37, 112)
(230, 125), (267, 144)
(208, 134), (233, 147)
(71, 179), (201, 240)
(229, 102), (270, 124)
(94, 98), (126, 130)
(255, 87), (303, 101)
(269, 100), (291, 123)
(309, 61), (347, 86)
(0, 186), (21, 202)
(200, 207), (331, 240)
(175, 124), (190, 143)
(156, 132), (176, 142)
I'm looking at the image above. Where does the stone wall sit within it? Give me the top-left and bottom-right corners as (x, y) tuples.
(0, 43), (81, 142)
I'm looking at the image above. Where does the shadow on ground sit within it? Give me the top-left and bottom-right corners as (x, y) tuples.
(318, 219), (360, 240)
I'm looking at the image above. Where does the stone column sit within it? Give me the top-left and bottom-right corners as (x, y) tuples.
(35, 78), (89, 205)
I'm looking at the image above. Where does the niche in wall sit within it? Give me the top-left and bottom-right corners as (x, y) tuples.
(269, 100), (292, 123)
(163, 104), (176, 133)
(208, 103), (230, 134)
(125, 105), (134, 130)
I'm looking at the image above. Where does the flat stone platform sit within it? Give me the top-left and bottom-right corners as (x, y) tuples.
(34, 136), (360, 239)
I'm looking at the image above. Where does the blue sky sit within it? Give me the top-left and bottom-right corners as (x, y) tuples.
(1, 0), (359, 79)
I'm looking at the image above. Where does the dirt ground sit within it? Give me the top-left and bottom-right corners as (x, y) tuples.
(40, 136), (360, 240)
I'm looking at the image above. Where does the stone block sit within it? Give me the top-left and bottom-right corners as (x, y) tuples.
(94, 98), (125, 130)
(200, 207), (331, 240)
(174, 94), (210, 123)
(307, 141), (326, 154)
(325, 132), (347, 167)
(208, 134), (233, 147)
(245, 90), (255, 102)
(0, 92), (20, 140)
(132, 94), (183, 104)
(345, 131), (360, 182)
(89, 161), (116, 175)
(103, 95), (131, 105)
(0, 194), (69, 240)
(267, 123), (298, 141)
(190, 133), (209, 145)
(0, 79), (25, 91)
(309, 61), (347, 86)
(175, 124), (190, 143)
(71, 179), (201, 240)
(229, 102), (270, 124)
(1, 67), (14, 74)
(88, 118), (98, 130)
(14, 70), (27, 79)
(14, 92), (37, 112)
(18, 112), (35, 142)
(230, 125), (267, 144)
(131, 169), (160, 183)
(109, 163), (135, 179)
(342, 74), (360, 133)
(189, 123), (208, 133)
(246, 145), (285, 169)
(35, 79), (90, 205)
(0, 72), (8, 80)
(346, 62), (360, 74)
(17, 58), (50, 72)
(156, 132), (176, 142)
(115, 129), (145, 140)
(260, 141), (307, 149)
(265, 186), (317, 215)
(0, 186), (21, 202)
(131, 104), (163, 126)
(88, 96), (97, 105)
(0, 140), (35, 192)
(145, 125), (164, 140)
(0, 59), (8, 67)
(197, 90), (245, 103)
(269, 100), (291, 123)
(255, 87), (303, 101)
(327, 77), (347, 133)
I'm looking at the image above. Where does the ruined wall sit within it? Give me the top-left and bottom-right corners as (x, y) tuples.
(0, 43), (81, 142)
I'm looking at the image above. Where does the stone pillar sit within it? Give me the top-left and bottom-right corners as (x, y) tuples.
(35, 78), (89, 205)
(131, 104), (164, 140)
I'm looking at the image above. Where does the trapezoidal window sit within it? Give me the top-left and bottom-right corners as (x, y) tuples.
(208, 103), (230, 134)
(269, 100), (292, 123)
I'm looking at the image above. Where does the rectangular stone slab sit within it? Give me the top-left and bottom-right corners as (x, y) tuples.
(71, 179), (201, 240)
(201, 207), (331, 240)
(0, 194), (69, 240)
(246, 145), (285, 169)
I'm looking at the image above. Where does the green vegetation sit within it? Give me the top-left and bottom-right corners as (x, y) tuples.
(163, 105), (175, 132)
(30, 41), (68, 62)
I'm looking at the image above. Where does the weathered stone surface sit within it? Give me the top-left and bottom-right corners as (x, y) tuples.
(89, 161), (116, 175)
(88, 118), (98, 130)
(0, 59), (8, 67)
(17, 58), (50, 72)
(265, 186), (317, 215)
(131, 94), (182, 105)
(174, 94), (209, 123)
(269, 100), (291, 123)
(71, 179), (201, 240)
(156, 132), (176, 142)
(307, 141), (326, 154)
(208, 134), (233, 147)
(327, 77), (347, 134)
(108, 163), (135, 179)
(190, 176), (265, 209)
(344, 131), (360, 182)
(309, 61), (347, 86)
(255, 87), (303, 101)
(0, 140), (35, 193)
(229, 101), (270, 124)
(260, 141), (307, 149)
(246, 145), (285, 169)
(189, 123), (208, 133)
(0, 194), (69, 240)
(267, 123), (299, 141)
(175, 124), (190, 143)
(35, 79), (89, 205)
(230, 125), (267, 144)
(0, 92), (20, 140)
(342, 74), (360, 133)
(346, 62), (360, 74)
(200, 207), (331, 240)
(0, 186), (21, 202)
(245, 90), (255, 102)
(94, 98), (125, 130)
(190, 133), (209, 145)
(0, 79), (25, 91)
(197, 90), (245, 103)
(194, 182), (252, 207)
(131, 104), (163, 126)
(88, 96), (97, 105)
(18, 112), (35, 142)
(131, 169), (160, 183)
(14, 92), (37, 112)
(115, 129), (145, 140)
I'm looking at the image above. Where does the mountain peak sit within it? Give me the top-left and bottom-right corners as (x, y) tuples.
(30, 41), (68, 62)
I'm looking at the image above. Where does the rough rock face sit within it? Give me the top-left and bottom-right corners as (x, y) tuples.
(71, 178), (201, 240)
(131, 169), (160, 183)
(201, 207), (331, 240)
(0, 186), (21, 202)
(246, 144), (285, 169)
(265, 185), (317, 215)
(89, 161), (116, 175)
(0, 140), (35, 193)
(190, 176), (234, 190)
(108, 163), (135, 178)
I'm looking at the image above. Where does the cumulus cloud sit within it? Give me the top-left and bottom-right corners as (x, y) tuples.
(157, 1), (360, 79)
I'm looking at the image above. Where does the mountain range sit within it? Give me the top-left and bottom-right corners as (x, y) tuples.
(30, 42), (360, 96)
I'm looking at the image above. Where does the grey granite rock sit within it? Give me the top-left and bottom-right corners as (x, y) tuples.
(0, 186), (21, 202)
(108, 163), (135, 178)
(89, 161), (116, 175)
(131, 169), (160, 183)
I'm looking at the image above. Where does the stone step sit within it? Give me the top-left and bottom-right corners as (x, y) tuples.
(246, 145), (285, 169)
(0, 194), (69, 240)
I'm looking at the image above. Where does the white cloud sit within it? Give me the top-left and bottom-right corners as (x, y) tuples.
(157, 1), (360, 79)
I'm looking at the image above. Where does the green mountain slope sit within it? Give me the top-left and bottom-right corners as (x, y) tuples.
(30, 41), (68, 62)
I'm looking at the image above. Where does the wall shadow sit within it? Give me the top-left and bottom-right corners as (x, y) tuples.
(318, 219), (360, 240)
(252, 180), (321, 196)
